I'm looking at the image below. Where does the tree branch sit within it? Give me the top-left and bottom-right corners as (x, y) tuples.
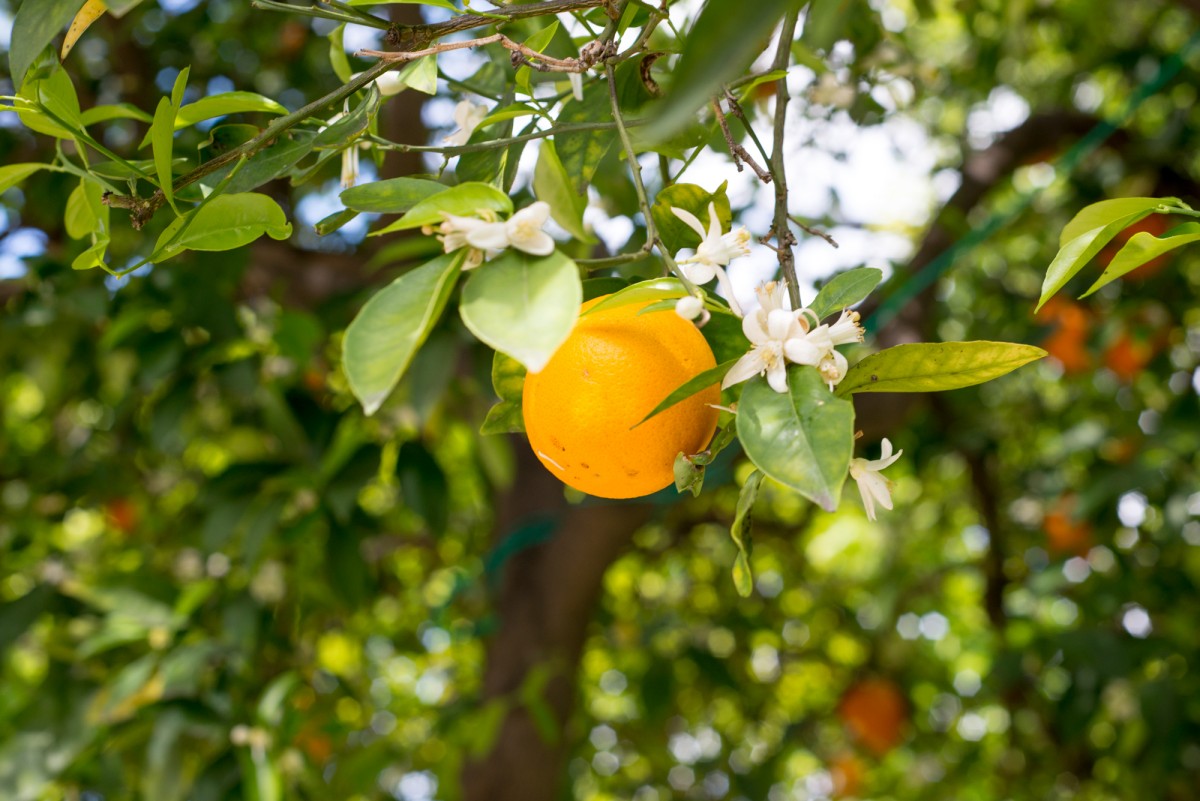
(768, 11), (801, 309)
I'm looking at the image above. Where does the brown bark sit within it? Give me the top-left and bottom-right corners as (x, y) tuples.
(462, 447), (653, 801)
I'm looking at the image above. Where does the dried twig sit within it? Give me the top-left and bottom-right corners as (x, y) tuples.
(711, 98), (772, 182)
(360, 33), (614, 73)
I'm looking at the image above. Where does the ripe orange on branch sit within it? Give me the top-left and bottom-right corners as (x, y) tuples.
(522, 296), (720, 499)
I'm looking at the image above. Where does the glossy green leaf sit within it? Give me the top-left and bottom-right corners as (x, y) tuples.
(1083, 221), (1200, 295)
(313, 84), (380, 149)
(211, 133), (315, 195)
(35, 68), (84, 131)
(582, 277), (687, 315)
(314, 208), (360, 236)
(478, 103), (540, 130)
(1058, 196), (1180, 247)
(729, 470), (764, 597)
(555, 84), (615, 195)
(64, 180), (101, 239)
(533, 141), (593, 243)
(341, 177), (446, 213)
(396, 56), (438, 95)
(329, 24), (353, 83)
(459, 250), (582, 373)
(639, 359), (736, 425)
(644, 0), (803, 140)
(650, 182), (731, 255)
(480, 352), (527, 435)
(72, 238), (109, 270)
(803, 0), (869, 51)
(174, 92), (287, 129)
(152, 192), (292, 261)
(150, 97), (180, 214)
(516, 21), (560, 95)
(836, 341), (1046, 396)
(372, 182), (513, 235)
(9, 0), (85, 89)
(343, 252), (464, 415)
(807, 267), (883, 319)
(170, 66), (190, 108)
(0, 163), (45, 195)
(80, 103), (154, 126)
(738, 366), (855, 512)
(1037, 210), (1159, 310)
(674, 423), (736, 497)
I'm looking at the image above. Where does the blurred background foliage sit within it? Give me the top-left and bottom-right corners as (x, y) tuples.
(2, 0), (1200, 799)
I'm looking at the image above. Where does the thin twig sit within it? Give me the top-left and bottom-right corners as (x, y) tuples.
(711, 98), (772, 182)
(605, 60), (696, 292)
(768, 10), (801, 309)
(364, 117), (646, 155)
(789, 215), (839, 249)
(359, 33), (609, 73)
(103, 59), (397, 228)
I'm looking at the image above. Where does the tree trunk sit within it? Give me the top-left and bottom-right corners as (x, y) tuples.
(462, 447), (652, 801)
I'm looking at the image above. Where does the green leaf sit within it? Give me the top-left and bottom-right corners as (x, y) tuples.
(533, 141), (593, 243)
(835, 341), (1046, 396)
(1037, 209), (1159, 310)
(802, 0), (869, 51)
(555, 83), (616, 195)
(481, 352), (527, 435)
(35, 67), (84, 130)
(478, 103), (541, 130)
(644, 0), (803, 140)
(583, 277), (687, 316)
(150, 97), (180, 214)
(152, 192), (292, 261)
(64, 179), (101, 239)
(729, 470), (764, 597)
(170, 66), (190, 108)
(516, 21), (560, 95)
(209, 133), (315, 195)
(640, 359), (736, 425)
(72, 238), (109, 270)
(174, 92), (287, 129)
(314, 208), (360, 236)
(459, 250), (582, 373)
(329, 24), (353, 83)
(1083, 221), (1200, 295)
(372, 182), (514, 235)
(674, 423), (736, 496)
(650, 182), (731, 255)
(343, 252), (464, 415)
(1058, 197), (1180, 247)
(341, 177), (445, 213)
(80, 102), (154, 125)
(0, 163), (45, 195)
(808, 267), (883, 319)
(738, 366), (855, 512)
(396, 56), (438, 95)
(9, 0), (86, 89)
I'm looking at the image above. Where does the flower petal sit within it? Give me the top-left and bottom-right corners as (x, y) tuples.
(742, 310), (769, 345)
(722, 351), (764, 389)
(511, 229), (556, 256)
(767, 362), (789, 393)
(713, 266), (743, 317)
(464, 221), (510, 251)
(784, 337), (821, 365)
(670, 206), (708, 240)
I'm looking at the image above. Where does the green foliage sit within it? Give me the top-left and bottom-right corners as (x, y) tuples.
(649, 181), (731, 254)
(480, 353), (527, 435)
(808, 267), (883, 320)
(373, 182), (513, 235)
(343, 251), (465, 415)
(153, 192), (293, 262)
(533, 141), (593, 243)
(738, 367), (855, 511)
(8, 0), (85, 89)
(835, 341), (1047, 397)
(458, 250), (582, 373)
(1087, 221), (1200, 293)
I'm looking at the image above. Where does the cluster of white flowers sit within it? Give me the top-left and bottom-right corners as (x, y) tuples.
(669, 202), (752, 318)
(721, 280), (864, 393)
(424, 201), (555, 269)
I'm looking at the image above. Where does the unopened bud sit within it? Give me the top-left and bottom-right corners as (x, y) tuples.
(675, 295), (706, 322)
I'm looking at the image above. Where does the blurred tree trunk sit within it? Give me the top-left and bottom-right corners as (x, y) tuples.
(462, 448), (652, 801)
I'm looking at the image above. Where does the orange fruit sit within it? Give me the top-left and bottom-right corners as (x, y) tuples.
(1036, 298), (1092, 375)
(838, 678), (908, 756)
(1044, 496), (1092, 557)
(1103, 332), (1156, 382)
(105, 498), (139, 534)
(522, 296), (720, 499)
